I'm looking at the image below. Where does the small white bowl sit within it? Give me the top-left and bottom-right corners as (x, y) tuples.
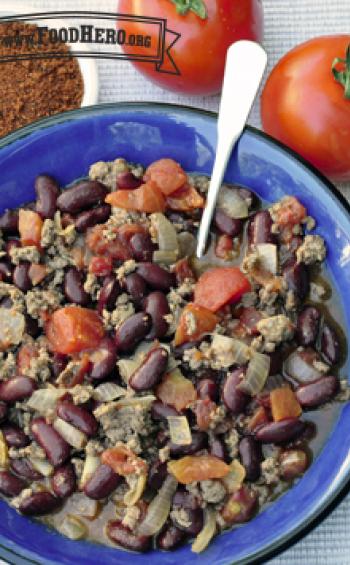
(0, 1), (99, 107)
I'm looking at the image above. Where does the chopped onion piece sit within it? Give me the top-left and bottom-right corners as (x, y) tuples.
(138, 475), (178, 536)
(59, 514), (87, 540)
(124, 473), (147, 507)
(29, 457), (53, 477)
(0, 309), (25, 349)
(167, 416), (192, 446)
(256, 244), (278, 275)
(79, 455), (100, 488)
(117, 359), (140, 383)
(222, 459), (246, 494)
(93, 382), (127, 402)
(153, 250), (179, 265)
(177, 232), (196, 259)
(238, 352), (270, 396)
(192, 507), (217, 554)
(113, 395), (156, 410)
(150, 213), (179, 255)
(284, 351), (322, 383)
(0, 431), (8, 469)
(53, 417), (87, 449)
(27, 387), (65, 414)
(210, 335), (251, 367)
(69, 492), (99, 519)
(217, 186), (249, 219)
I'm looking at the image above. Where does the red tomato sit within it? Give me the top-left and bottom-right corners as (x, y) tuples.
(89, 256), (113, 276)
(102, 445), (147, 476)
(144, 158), (187, 195)
(46, 306), (105, 354)
(174, 303), (218, 346)
(166, 184), (204, 211)
(106, 181), (166, 213)
(194, 267), (251, 312)
(261, 36), (350, 181)
(18, 210), (43, 248)
(215, 234), (233, 260)
(117, 0), (263, 95)
(86, 225), (132, 261)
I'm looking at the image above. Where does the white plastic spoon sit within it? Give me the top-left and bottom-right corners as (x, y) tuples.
(196, 41), (267, 258)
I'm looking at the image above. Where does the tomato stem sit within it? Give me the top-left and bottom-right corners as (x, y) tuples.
(169, 0), (207, 19)
(332, 44), (350, 99)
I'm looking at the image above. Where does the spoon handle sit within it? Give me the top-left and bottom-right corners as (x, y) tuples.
(196, 41), (267, 258)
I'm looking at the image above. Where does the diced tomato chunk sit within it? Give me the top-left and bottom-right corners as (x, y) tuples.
(144, 158), (187, 196)
(168, 455), (230, 484)
(156, 370), (197, 412)
(173, 258), (195, 285)
(17, 343), (38, 373)
(28, 263), (47, 286)
(118, 223), (147, 243)
(102, 445), (147, 476)
(270, 387), (302, 422)
(18, 210), (43, 248)
(46, 306), (105, 354)
(247, 406), (269, 431)
(193, 398), (217, 431)
(89, 256), (113, 276)
(274, 196), (306, 227)
(215, 234), (233, 260)
(86, 225), (132, 261)
(166, 183), (204, 211)
(175, 303), (218, 346)
(106, 181), (166, 213)
(194, 267), (251, 312)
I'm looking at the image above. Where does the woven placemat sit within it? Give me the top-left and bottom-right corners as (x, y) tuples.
(6, 1), (350, 563)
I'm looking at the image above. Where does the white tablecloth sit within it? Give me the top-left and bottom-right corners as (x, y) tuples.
(7, 1), (350, 563)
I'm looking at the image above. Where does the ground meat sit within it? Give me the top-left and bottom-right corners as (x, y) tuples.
(83, 274), (100, 299)
(95, 404), (154, 453)
(225, 428), (240, 459)
(0, 352), (16, 380)
(296, 235), (326, 265)
(257, 315), (294, 343)
(9, 246), (41, 265)
(89, 157), (129, 190)
(25, 289), (62, 320)
(260, 456), (280, 485)
(102, 294), (135, 330)
(115, 260), (136, 281)
(200, 480), (226, 503)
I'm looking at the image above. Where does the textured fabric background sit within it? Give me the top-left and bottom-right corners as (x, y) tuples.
(6, 1), (350, 563)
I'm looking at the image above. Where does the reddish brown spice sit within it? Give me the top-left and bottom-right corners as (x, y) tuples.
(0, 21), (83, 137)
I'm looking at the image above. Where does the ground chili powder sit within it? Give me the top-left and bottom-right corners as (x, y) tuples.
(0, 21), (84, 137)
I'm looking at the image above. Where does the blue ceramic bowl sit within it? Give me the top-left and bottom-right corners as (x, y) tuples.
(0, 103), (349, 565)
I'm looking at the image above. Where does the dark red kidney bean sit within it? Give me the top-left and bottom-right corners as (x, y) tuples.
(57, 400), (98, 436)
(90, 337), (117, 380)
(169, 431), (207, 457)
(0, 402), (7, 423)
(13, 262), (32, 292)
(173, 489), (200, 510)
(25, 315), (40, 338)
(280, 236), (303, 267)
(52, 353), (69, 378)
(124, 273), (147, 304)
(172, 508), (203, 536)
(222, 368), (250, 415)
(137, 263), (175, 291)
(64, 267), (89, 306)
(0, 210), (18, 233)
(239, 436), (262, 481)
(157, 522), (186, 550)
(57, 180), (108, 214)
(0, 377), (36, 403)
(279, 449), (308, 480)
(321, 324), (340, 365)
(61, 213), (75, 228)
(197, 378), (218, 402)
(5, 238), (21, 258)
(74, 204), (111, 233)
(156, 429), (169, 448)
(84, 464), (121, 499)
(210, 437), (228, 462)
(10, 458), (42, 481)
(283, 261), (309, 301)
(2, 424), (29, 447)
(114, 312), (151, 353)
(148, 460), (168, 491)
(166, 213), (196, 234)
(214, 209), (243, 237)
(223, 486), (258, 524)
(295, 376), (339, 408)
(31, 418), (70, 467)
(35, 174), (60, 219)
(116, 171), (142, 190)
(106, 520), (151, 552)
(19, 491), (61, 516)
(51, 463), (76, 498)
(0, 261), (12, 282)
(143, 291), (170, 340)
(255, 418), (306, 444)
(0, 471), (26, 497)
(248, 210), (274, 245)
(129, 348), (168, 392)
(151, 401), (180, 421)
(268, 347), (283, 376)
(98, 276), (121, 314)
(129, 233), (155, 262)
(296, 306), (321, 347)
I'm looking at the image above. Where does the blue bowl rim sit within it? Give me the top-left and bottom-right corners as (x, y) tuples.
(0, 101), (349, 565)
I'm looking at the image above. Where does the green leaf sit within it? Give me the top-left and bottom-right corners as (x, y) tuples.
(332, 44), (350, 99)
(170, 0), (207, 19)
